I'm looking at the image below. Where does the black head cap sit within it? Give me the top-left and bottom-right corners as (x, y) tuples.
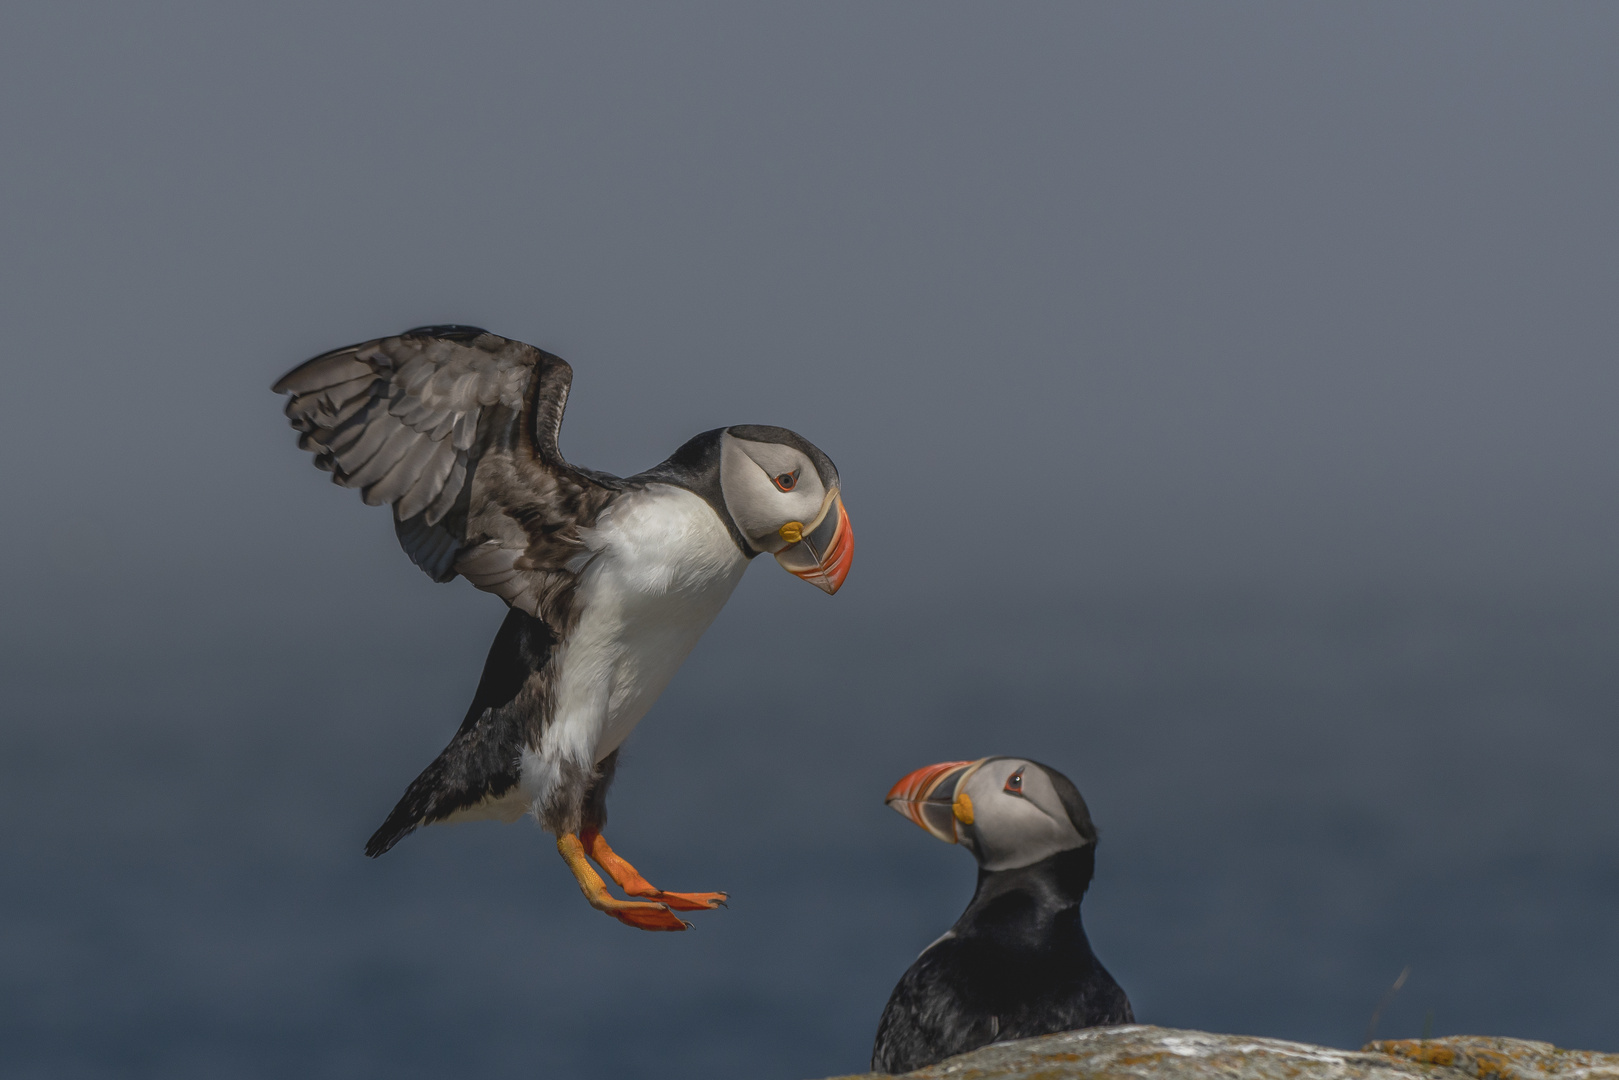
(1028, 759), (1099, 846)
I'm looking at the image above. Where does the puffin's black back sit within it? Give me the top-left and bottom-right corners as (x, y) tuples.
(871, 846), (1133, 1073)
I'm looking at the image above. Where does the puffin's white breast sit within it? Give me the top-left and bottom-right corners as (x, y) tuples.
(522, 484), (750, 805)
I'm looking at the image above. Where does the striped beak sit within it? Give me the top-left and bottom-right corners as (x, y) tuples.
(885, 760), (977, 844)
(773, 491), (853, 595)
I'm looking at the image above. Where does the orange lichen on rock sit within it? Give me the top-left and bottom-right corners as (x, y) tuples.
(1370, 1044), (1458, 1069)
(1367, 1037), (1619, 1080)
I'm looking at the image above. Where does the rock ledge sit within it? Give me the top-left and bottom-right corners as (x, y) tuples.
(821, 1025), (1619, 1080)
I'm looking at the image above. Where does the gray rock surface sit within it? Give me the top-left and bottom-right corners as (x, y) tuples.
(819, 1025), (1619, 1080)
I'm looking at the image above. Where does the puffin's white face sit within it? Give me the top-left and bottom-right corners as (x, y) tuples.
(719, 430), (853, 594)
(885, 757), (1095, 872)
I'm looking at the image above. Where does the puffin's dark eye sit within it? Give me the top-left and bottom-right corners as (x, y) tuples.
(773, 471), (797, 492)
(1004, 770), (1023, 794)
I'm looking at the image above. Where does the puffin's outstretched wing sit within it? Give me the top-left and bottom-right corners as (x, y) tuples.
(274, 326), (619, 624)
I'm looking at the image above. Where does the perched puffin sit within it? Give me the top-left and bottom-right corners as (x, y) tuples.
(273, 326), (852, 931)
(872, 757), (1133, 1072)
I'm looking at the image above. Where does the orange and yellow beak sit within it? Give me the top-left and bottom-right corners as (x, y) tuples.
(885, 760), (979, 844)
(773, 491), (853, 595)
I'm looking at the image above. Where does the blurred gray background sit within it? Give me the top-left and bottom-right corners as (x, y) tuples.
(2, 3), (1616, 1077)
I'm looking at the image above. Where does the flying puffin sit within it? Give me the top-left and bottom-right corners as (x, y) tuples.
(871, 757), (1133, 1072)
(273, 325), (852, 931)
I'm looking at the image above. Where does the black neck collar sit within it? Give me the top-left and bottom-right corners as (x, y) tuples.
(955, 845), (1097, 943)
(629, 428), (757, 557)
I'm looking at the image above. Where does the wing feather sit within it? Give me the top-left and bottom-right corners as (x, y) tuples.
(350, 423), (420, 495)
(365, 430), (442, 509)
(275, 326), (621, 624)
(334, 416), (393, 475)
(396, 439), (457, 522)
(400, 354), (436, 396)
(451, 408), (480, 451)
(272, 356), (375, 396)
(425, 457), (466, 525)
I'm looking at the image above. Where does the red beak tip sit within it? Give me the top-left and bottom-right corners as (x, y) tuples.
(820, 501), (854, 593)
(886, 760), (973, 805)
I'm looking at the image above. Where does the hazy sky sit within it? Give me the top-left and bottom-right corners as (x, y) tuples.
(2, 4), (1616, 1077)
(4, 1), (1617, 630)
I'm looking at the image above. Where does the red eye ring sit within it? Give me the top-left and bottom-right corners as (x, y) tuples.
(773, 471), (798, 492)
(1004, 770), (1024, 794)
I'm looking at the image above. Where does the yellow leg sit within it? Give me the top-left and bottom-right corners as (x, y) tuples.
(581, 828), (729, 912)
(556, 833), (690, 931)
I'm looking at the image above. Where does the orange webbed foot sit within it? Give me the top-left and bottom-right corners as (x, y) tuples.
(602, 900), (692, 932)
(642, 889), (728, 912)
(557, 833), (693, 932)
(580, 829), (729, 914)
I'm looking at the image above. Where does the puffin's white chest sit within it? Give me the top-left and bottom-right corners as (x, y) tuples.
(525, 484), (750, 799)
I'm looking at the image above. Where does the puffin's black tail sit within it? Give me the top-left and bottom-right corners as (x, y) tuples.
(364, 608), (556, 857)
